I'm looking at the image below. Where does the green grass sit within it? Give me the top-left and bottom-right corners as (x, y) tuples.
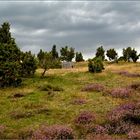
(0, 62), (140, 138)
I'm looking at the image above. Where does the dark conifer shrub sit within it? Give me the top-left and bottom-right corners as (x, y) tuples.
(88, 57), (104, 73)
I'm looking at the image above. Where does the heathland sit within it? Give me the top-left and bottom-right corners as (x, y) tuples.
(0, 61), (140, 139)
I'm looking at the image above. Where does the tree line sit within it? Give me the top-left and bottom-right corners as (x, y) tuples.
(95, 46), (140, 63)
(88, 46), (140, 73)
(0, 22), (140, 87)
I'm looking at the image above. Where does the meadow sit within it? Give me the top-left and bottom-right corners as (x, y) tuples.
(0, 62), (140, 139)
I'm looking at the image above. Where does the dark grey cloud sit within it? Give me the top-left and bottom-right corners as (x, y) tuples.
(0, 1), (140, 59)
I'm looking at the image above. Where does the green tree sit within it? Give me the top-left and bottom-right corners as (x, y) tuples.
(37, 50), (61, 77)
(123, 47), (132, 62)
(0, 22), (22, 87)
(51, 45), (59, 59)
(60, 46), (75, 62)
(20, 51), (37, 77)
(37, 49), (45, 67)
(130, 48), (140, 63)
(106, 48), (118, 62)
(95, 46), (105, 60)
(75, 52), (84, 62)
(0, 22), (12, 44)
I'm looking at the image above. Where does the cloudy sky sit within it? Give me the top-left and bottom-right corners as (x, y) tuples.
(0, 1), (140, 59)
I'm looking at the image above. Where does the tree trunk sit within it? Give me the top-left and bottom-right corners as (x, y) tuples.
(42, 68), (47, 77)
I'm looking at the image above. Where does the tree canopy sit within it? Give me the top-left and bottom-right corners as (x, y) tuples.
(60, 46), (75, 62)
(75, 52), (84, 62)
(123, 47), (139, 62)
(106, 48), (118, 61)
(51, 45), (59, 59)
(95, 46), (105, 60)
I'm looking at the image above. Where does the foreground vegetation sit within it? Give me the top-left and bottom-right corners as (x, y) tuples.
(0, 62), (140, 139)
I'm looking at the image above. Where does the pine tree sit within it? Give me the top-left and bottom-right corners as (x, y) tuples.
(0, 22), (22, 87)
(60, 46), (75, 62)
(51, 45), (59, 59)
(75, 52), (84, 62)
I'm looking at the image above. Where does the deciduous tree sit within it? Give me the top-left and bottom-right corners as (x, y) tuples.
(123, 47), (132, 62)
(130, 48), (139, 62)
(106, 48), (118, 62)
(95, 46), (105, 60)
(37, 50), (61, 77)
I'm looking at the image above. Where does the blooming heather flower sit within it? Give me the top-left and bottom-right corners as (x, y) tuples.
(32, 125), (74, 140)
(81, 83), (104, 92)
(75, 111), (95, 126)
(111, 88), (132, 98)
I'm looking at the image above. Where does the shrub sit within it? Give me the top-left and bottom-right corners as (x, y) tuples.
(128, 129), (140, 139)
(105, 121), (133, 134)
(75, 111), (95, 126)
(117, 71), (140, 77)
(107, 103), (135, 123)
(108, 102), (140, 124)
(74, 111), (96, 138)
(117, 71), (129, 75)
(88, 57), (104, 73)
(20, 51), (37, 77)
(81, 83), (104, 92)
(106, 101), (140, 134)
(88, 125), (107, 134)
(32, 125), (74, 140)
(126, 73), (140, 77)
(0, 61), (22, 87)
(86, 134), (114, 140)
(110, 88), (132, 98)
(18, 127), (34, 139)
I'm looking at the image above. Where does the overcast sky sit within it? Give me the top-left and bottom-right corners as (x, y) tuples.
(0, 1), (140, 59)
